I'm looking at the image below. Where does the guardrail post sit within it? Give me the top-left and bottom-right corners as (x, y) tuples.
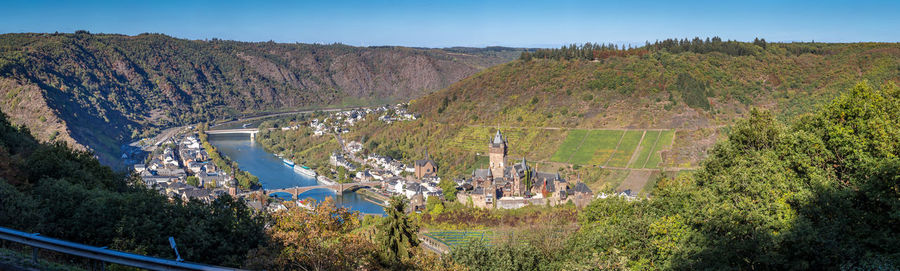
(32, 246), (38, 264)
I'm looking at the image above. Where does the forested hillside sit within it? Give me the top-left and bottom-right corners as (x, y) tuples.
(347, 41), (900, 178)
(0, 32), (522, 165)
(417, 41), (900, 128)
(0, 111), (267, 267)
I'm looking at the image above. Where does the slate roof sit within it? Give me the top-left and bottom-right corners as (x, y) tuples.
(574, 182), (593, 194)
(490, 130), (506, 147)
(415, 159), (435, 167)
(473, 169), (492, 178)
(473, 187), (485, 195)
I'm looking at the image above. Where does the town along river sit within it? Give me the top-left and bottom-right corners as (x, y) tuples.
(207, 134), (386, 215)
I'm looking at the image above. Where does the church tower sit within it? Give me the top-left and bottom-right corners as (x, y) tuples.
(489, 130), (507, 178)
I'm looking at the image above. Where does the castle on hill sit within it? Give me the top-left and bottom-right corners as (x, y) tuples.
(458, 130), (593, 209)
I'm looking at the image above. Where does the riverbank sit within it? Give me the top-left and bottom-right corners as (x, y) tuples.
(208, 134), (386, 215)
(357, 188), (390, 208)
(199, 124), (261, 189)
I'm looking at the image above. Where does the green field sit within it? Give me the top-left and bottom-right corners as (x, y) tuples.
(631, 131), (660, 168)
(550, 129), (676, 167)
(644, 130), (675, 168)
(550, 129), (588, 162)
(424, 230), (501, 249)
(606, 130), (644, 168)
(572, 130), (623, 165)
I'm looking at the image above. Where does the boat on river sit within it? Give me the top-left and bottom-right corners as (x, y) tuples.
(282, 158), (295, 167)
(294, 165), (317, 178)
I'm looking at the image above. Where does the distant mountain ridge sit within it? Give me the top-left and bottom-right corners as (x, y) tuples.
(0, 32), (524, 166)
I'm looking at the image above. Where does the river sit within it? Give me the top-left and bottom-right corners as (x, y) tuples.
(207, 134), (386, 215)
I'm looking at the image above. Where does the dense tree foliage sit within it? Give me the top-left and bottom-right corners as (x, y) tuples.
(0, 112), (267, 268)
(377, 196), (420, 267)
(245, 198), (378, 270)
(523, 42), (649, 61)
(522, 37), (831, 61)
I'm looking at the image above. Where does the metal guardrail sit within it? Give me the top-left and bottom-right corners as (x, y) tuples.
(0, 227), (243, 271)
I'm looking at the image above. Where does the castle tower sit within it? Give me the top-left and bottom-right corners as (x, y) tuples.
(489, 130), (507, 178)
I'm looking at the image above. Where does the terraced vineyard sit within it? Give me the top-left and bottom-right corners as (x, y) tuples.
(644, 130), (675, 168)
(424, 230), (501, 250)
(550, 129), (676, 168)
(550, 130), (588, 163)
(606, 130), (644, 168)
(578, 130), (623, 165)
(444, 126), (677, 172)
(631, 131), (660, 168)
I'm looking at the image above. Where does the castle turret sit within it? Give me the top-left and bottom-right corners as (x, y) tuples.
(489, 130), (507, 178)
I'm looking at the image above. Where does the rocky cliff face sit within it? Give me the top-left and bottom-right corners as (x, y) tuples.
(0, 32), (522, 166)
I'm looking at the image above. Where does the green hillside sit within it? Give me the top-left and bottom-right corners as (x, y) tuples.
(336, 41), (900, 189)
(414, 42), (900, 129)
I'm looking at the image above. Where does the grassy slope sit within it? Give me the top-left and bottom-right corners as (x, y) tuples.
(631, 130), (660, 168)
(607, 130), (643, 168)
(577, 130), (622, 166)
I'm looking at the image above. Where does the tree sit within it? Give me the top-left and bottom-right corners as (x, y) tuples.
(438, 179), (457, 201)
(186, 176), (199, 187)
(245, 197), (377, 270)
(425, 196), (444, 216)
(522, 168), (532, 193)
(337, 166), (348, 183)
(377, 196), (419, 267)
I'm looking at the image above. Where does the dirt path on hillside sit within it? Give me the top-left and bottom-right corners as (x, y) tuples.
(626, 131), (647, 168)
(616, 170), (656, 194)
(602, 130), (627, 166)
(640, 132), (663, 168)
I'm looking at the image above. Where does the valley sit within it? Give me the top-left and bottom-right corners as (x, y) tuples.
(2, 33), (900, 270)
(0, 32), (525, 167)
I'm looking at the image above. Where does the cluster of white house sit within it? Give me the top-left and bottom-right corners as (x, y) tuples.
(310, 103), (418, 136)
(134, 134), (237, 202)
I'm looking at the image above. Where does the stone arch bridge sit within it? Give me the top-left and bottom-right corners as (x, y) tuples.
(265, 181), (381, 200)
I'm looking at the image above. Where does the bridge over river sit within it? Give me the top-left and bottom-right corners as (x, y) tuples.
(205, 128), (263, 140)
(265, 181), (382, 200)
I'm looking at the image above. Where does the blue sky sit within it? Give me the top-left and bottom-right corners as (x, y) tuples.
(1, 0), (898, 48)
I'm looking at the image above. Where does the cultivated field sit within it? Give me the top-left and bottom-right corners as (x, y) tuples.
(645, 130), (675, 168)
(550, 129), (587, 162)
(424, 230), (500, 250)
(631, 130), (660, 168)
(447, 126), (680, 196)
(550, 129), (675, 169)
(606, 130), (643, 168)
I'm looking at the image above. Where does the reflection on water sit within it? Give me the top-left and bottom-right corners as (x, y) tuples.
(208, 134), (385, 215)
